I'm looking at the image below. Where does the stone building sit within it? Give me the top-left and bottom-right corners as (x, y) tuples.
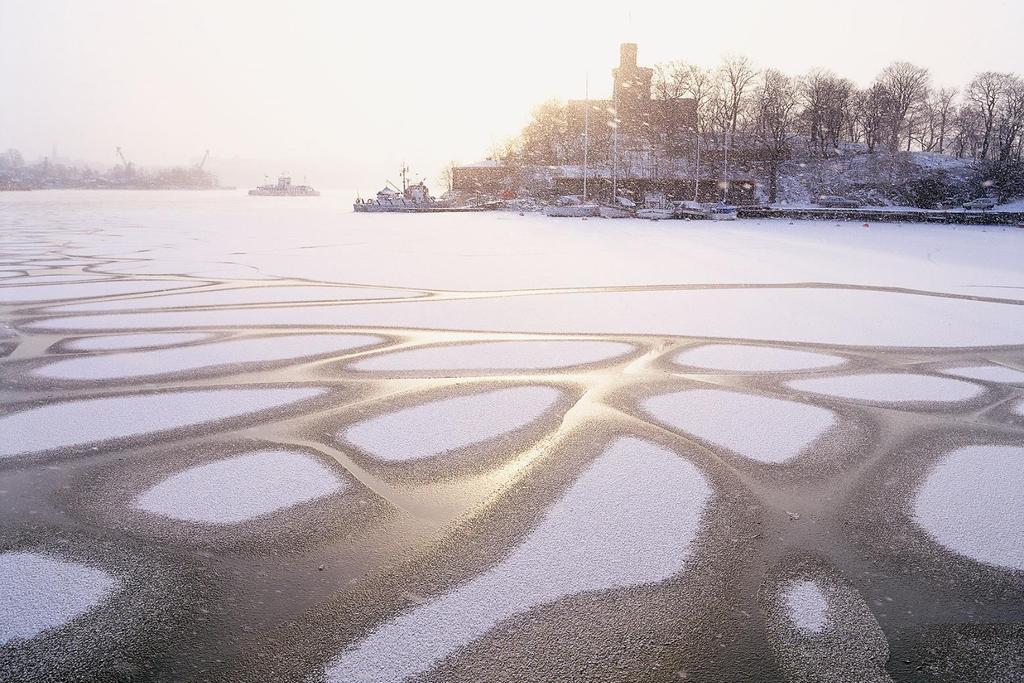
(452, 43), (757, 204)
(566, 43), (696, 143)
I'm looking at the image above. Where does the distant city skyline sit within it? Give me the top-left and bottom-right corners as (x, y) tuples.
(3, 0), (1023, 190)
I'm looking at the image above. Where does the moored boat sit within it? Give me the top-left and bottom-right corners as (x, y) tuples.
(708, 201), (738, 221)
(248, 175), (319, 196)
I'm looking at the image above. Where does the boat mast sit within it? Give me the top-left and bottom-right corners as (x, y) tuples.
(693, 126), (700, 203)
(583, 73), (589, 202)
(400, 162), (409, 192)
(612, 93), (618, 202)
(721, 130), (730, 202)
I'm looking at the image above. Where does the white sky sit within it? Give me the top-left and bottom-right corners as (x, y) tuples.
(2, 0), (1022, 187)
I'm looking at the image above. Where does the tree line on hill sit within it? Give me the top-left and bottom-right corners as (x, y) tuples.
(491, 57), (1024, 205)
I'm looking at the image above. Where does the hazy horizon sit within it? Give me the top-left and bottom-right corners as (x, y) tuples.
(3, 0), (1023, 191)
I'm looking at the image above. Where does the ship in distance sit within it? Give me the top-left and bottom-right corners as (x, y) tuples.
(249, 175), (320, 196)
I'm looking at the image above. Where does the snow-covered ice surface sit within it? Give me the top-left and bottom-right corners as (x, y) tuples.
(673, 343), (845, 372)
(913, 445), (1024, 571)
(0, 552), (117, 644)
(63, 332), (213, 351)
(323, 438), (711, 683)
(34, 334), (379, 380)
(942, 365), (1024, 384)
(136, 450), (347, 524)
(0, 280), (197, 303)
(642, 389), (835, 463)
(2, 194), (1024, 681)
(789, 373), (983, 403)
(29, 288), (1024, 347)
(342, 386), (563, 462)
(350, 340), (633, 372)
(782, 579), (828, 633)
(0, 387), (324, 457)
(765, 571), (893, 683)
(46, 284), (421, 312)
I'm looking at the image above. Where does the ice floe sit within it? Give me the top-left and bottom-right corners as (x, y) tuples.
(767, 572), (892, 682)
(673, 344), (845, 372)
(0, 280), (195, 304)
(136, 450), (346, 524)
(29, 288), (1024, 347)
(783, 580), (828, 633)
(789, 373), (983, 403)
(342, 386), (562, 462)
(913, 445), (1024, 571)
(63, 332), (213, 351)
(0, 387), (324, 458)
(942, 365), (1024, 384)
(45, 285), (421, 312)
(35, 334), (379, 380)
(324, 437), (711, 683)
(350, 340), (633, 372)
(0, 552), (117, 644)
(642, 389), (835, 463)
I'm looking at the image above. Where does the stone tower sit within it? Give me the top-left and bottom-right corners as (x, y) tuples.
(612, 43), (653, 134)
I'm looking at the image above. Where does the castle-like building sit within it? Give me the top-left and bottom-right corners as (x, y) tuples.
(452, 43), (755, 203)
(566, 43), (696, 140)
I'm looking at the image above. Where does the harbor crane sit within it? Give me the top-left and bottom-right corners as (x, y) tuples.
(196, 149), (209, 171)
(115, 146), (133, 179)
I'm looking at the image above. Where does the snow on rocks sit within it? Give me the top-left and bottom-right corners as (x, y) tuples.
(782, 580), (828, 633)
(642, 389), (835, 464)
(135, 450), (347, 524)
(34, 334), (380, 380)
(45, 285), (421, 312)
(323, 437), (711, 683)
(673, 344), (845, 373)
(0, 552), (118, 644)
(0, 280), (195, 304)
(912, 445), (1024, 571)
(30, 287), (1024, 348)
(789, 373), (983, 403)
(63, 332), (213, 351)
(350, 340), (633, 372)
(0, 387), (325, 458)
(941, 365), (1024, 384)
(341, 386), (563, 462)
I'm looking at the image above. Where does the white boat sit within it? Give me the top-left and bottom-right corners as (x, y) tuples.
(354, 165), (453, 212)
(599, 206), (632, 219)
(249, 175), (319, 197)
(545, 204), (601, 217)
(636, 207), (675, 221)
(708, 202), (738, 221)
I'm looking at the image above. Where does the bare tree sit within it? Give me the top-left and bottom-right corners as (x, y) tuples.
(652, 61), (690, 101)
(799, 70), (853, 157)
(966, 72), (1006, 160)
(718, 55), (759, 138)
(754, 69), (799, 202)
(929, 88), (958, 153)
(854, 84), (890, 153)
(439, 160), (459, 193)
(877, 62), (931, 151)
(997, 75), (1024, 161)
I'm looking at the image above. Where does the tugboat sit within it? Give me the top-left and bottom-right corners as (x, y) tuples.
(353, 164), (456, 212)
(249, 175), (320, 197)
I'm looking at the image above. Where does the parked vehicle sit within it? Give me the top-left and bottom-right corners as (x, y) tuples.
(816, 195), (860, 208)
(963, 197), (997, 210)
